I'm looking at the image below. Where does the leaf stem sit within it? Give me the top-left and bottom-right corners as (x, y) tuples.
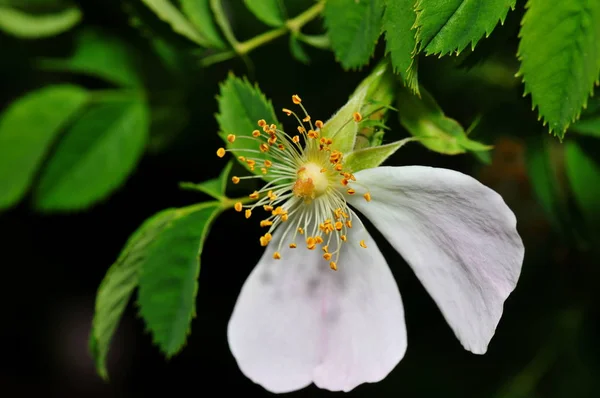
(201, 0), (325, 67)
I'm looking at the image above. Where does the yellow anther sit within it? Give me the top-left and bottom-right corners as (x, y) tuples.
(315, 236), (324, 244)
(264, 160), (272, 167)
(334, 208), (343, 219)
(346, 220), (352, 228)
(234, 202), (243, 212)
(227, 134), (236, 143)
(341, 235), (347, 242)
(307, 130), (318, 139)
(272, 206), (285, 215)
(306, 236), (315, 248)
(232, 176), (240, 184)
(298, 227), (304, 235)
(281, 214), (288, 221)
(303, 115), (311, 122)
(217, 148), (226, 158)
(323, 253), (332, 261)
(364, 192), (371, 202)
(263, 205), (274, 212)
(330, 262), (337, 271)
(335, 164), (343, 171)
(252, 129), (261, 137)
(282, 108), (292, 116)
(278, 144), (285, 150)
(360, 240), (367, 248)
(341, 178), (348, 186)
(292, 94), (302, 104)
(315, 120), (323, 129)
(273, 252), (281, 260)
(322, 245), (329, 253)
(260, 233), (272, 246)
(245, 209), (252, 219)
(260, 220), (273, 227)
(258, 119), (267, 127)
(267, 190), (277, 201)
(259, 143), (269, 152)
(353, 112), (362, 122)
(297, 126), (306, 133)
(320, 168), (327, 173)
(249, 191), (260, 199)
(292, 135), (300, 143)
(247, 159), (256, 167)
(268, 136), (277, 145)
(270, 124), (277, 131)
(238, 156), (246, 161)
(335, 221), (343, 231)
(261, 168), (268, 174)
(347, 188), (356, 195)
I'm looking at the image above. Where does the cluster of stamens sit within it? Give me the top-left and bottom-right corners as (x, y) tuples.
(217, 94), (371, 271)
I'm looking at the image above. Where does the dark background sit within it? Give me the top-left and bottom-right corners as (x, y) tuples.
(1, 1), (599, 397)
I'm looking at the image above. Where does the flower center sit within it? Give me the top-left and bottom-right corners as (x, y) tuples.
(216, 94), (372, 271)
(293, 162), (328, 200)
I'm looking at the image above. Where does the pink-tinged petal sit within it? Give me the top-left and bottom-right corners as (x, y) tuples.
(227, 213), (406, 393)
(348, 166), (524, 355)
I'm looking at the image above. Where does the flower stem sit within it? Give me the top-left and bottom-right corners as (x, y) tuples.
(201, 0), (325, 67)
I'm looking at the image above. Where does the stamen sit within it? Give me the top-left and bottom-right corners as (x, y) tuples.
(217, 95), (373, 270)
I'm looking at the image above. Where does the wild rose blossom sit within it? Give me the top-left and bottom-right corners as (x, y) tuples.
(217, 95), (524, 393)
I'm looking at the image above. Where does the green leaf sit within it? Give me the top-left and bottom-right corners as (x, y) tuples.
(180, 0), (225, 48)
(382, 0), (419, 92)
(414, 0), (515, 56)
(396, 85), (493, 155)
(138, 203), (222, 357)
(344, 138), (415, 172)
(37, 28), (142, 87)
(179, 160), (233, 199)
(565, 141), (600, 228)
(0, 85), (88, 210)
(517, 0), (600, 137)
(571, 96), (600, 137)
(571, 117), (600, 138)
(215, 74), (281, 178)
(525, 136), (570, 233)
(243, 0), (285, 27)
(297, 33), (330, 50)
(321, 61), (395, 153)
(34, 98), (149, 211)
(323, 0), (384, 70)
(89, 208), (177, 380)
(0, 4), (81, 38)
(289, 34), (310, 64)
(141, 0), (212, 47)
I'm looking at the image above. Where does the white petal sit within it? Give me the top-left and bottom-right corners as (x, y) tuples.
(348, 166), (524, 355)
(227, 213), (406, 393)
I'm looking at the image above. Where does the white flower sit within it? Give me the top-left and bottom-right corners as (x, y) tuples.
(218, 95), (524, 393)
